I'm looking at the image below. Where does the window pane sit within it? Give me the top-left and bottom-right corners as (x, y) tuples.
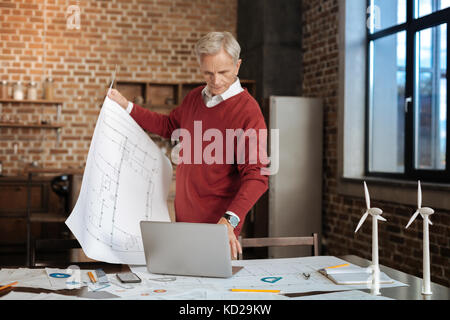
(369, 32), (406, 173)
(414, 24), (447, 170)
(368, 0), (407, 33)
(415, 0), (450, 18)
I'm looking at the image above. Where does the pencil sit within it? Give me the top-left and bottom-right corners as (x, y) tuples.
(325, 263), (349, 269)
(230, 289), (280, 293)
(88, 271), (96, 283)
(0, 281), (18, 292)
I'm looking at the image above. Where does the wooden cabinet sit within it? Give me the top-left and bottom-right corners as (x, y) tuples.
(0, 176), (55, 264)
(0, 177), (49, 218)
(0, 169), (83, 266)
(0, 99), (69, 265)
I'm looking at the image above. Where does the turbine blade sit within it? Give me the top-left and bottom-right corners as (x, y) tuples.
(377, 215), (386, 221)
(418, 180), (422, 209)
(405, 210), (420, 229)
(355, 211), (369, 233)
(428, 218), (433, 225)
(364, 181), (370, 209)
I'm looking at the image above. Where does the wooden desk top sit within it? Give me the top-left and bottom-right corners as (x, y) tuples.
(2, 256), (449, 300)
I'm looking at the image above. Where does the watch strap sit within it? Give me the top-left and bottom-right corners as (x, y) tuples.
(223, 212), (240, 228)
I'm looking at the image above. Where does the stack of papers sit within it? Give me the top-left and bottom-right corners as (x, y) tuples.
(318, 264), (394, 285)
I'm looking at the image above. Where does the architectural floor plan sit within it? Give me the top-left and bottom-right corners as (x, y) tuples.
(66, 97), (172, 264)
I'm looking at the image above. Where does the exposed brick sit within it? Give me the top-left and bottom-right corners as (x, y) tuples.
(1, 0), (236, 176)
(301, 0), (449, 287)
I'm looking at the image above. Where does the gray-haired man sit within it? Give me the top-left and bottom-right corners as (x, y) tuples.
(109, 32), (268, 259)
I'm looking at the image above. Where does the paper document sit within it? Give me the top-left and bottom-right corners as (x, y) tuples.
(0, 268), (53, 290)
(325, 272), (394, 285)
(319, 264), (370, 275)
(318, 263), (394, 285)
(66, 96), (172, 264)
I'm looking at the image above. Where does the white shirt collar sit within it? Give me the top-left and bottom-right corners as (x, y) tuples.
(202, 78), (243, 107)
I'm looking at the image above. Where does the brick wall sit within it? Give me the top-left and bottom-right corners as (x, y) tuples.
(0, 0), (237, 175)
(301, 0), (449, 287)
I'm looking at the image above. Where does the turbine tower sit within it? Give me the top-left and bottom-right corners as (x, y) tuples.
(355, 181), (387, 295)
(405, 180), (435, 295)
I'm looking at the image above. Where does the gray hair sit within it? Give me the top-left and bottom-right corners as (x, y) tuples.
(194, 31), (241, 64)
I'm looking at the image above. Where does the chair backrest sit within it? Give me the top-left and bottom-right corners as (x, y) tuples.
(237, 233), (319, 260)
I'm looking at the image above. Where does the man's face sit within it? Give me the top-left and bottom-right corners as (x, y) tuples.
(200, 48), (242, 96)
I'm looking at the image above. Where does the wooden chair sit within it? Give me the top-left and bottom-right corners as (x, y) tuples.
(237, 233), (319, 260)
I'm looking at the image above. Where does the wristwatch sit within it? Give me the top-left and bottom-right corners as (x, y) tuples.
(223, 212), (240, 228)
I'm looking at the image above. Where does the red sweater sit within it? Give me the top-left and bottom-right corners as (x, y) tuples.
(130, 86), (269, 236)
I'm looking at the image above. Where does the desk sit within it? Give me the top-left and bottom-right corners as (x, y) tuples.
(1, 256), (449, 300)
(340, 255), (450, 300)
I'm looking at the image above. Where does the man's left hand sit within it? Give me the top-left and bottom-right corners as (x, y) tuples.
(217, 217), (242, 260)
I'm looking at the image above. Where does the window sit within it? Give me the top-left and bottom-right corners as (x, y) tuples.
(366, 0), (449, 182)
(416, 0), (450, 18)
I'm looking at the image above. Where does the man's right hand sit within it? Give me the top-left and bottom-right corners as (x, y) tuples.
(108, 89), (129, 110)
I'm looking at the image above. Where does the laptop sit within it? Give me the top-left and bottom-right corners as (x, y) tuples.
(140, 221), (243, 278)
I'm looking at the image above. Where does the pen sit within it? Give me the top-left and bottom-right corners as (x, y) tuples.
(107, 64), (117, 94)
(0, 281), (18, 292)
(325, 263), (349, 269)
(88, 271), (96, 284)
(230, 289), (280, 293)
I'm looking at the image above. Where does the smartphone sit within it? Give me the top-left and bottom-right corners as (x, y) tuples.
(116, 272), (142, 283)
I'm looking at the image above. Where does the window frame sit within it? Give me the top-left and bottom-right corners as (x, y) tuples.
(365, 0), (450, 183)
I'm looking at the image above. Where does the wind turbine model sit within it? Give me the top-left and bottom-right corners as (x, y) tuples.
(405, 180), (435, 295)
(354, 181), (387, 295)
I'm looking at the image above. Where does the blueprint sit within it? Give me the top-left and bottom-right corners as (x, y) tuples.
(66, 96), (172, 264)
